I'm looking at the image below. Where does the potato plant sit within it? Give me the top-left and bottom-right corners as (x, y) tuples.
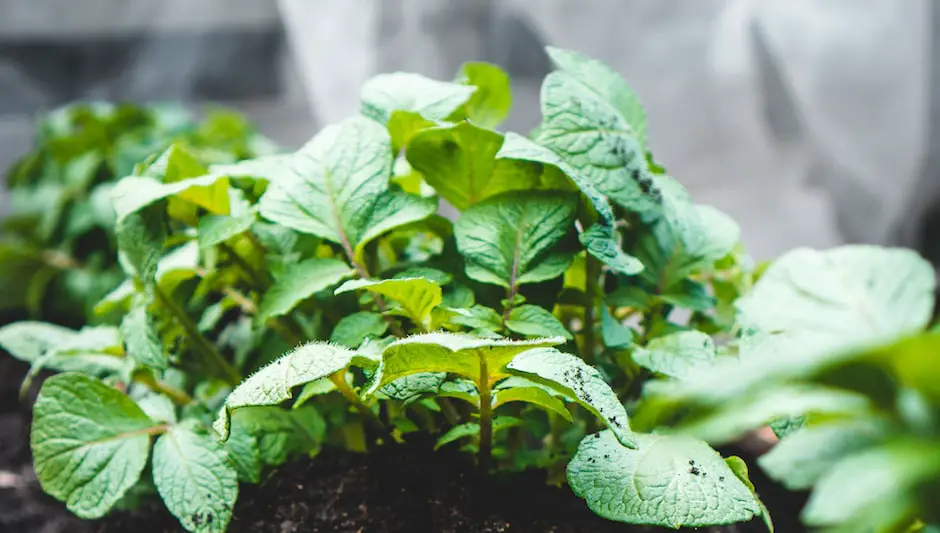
(3, 46), (932, 533)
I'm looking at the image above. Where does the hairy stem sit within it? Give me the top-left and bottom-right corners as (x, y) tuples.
(155, 285), (241, 386)
(330, 372), (392, 440)
(477, 356), (494, 471)
(582, 254), (601, 365)
(135, 372), (193, 405)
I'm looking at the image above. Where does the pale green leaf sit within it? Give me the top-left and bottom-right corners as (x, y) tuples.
(802, 441), (940, 527)
(330, 311), (389, 348)
(454, 62), (512, 128)
(600, 306), (633, 348)
(31, 373), (157, 518)
(371, 333), (565, 395)
(116, 205), (166, 283)
(455, 191), (577, 288)
(546, 47), (647, 148)
(0, 321), (78, 363)
(135, 392), (177, 424)
(496, 133), (642, 275)
(447, 305), (503, 333)
(567, 431), (760, 528)
(257, 117), (434, 256)
(258, 258), (354, 321)
(214, 342), (366, 439)
(632, 331), (716, 380)
(758, 420), (887, 490)
(293, 378), (337, 409)
(725, 456), (774, 533)
(434, 416), (524, 451)
(153, 427), (238, 533)
(506, 304), (572, 340)
(537, 60), (658, 214)
(120, 299), (166, 370)
(492, 386), (572, 422)
(336, 277), (442, 330)
(506, 347), (635, 447)
(361, 72), (476, 125)
(681, 385), (872, 445)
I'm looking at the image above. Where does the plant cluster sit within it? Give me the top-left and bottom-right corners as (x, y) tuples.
(0, 102), (277, 327)
(1, 46), (935, 533)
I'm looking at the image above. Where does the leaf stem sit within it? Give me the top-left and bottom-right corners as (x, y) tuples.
(477, 356), (494, 472)
(582, 254), (600, 365)
(155, 285), (241, 386)
(329, 372), (392, 441)
(135, 372), (193, 406)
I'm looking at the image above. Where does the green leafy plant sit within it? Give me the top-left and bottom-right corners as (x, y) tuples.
(8, 45), (920, 533)
(1, 102), (277, 327)
(639, 246), (940, 532)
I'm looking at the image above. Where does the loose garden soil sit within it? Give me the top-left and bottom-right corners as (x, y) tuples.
(1, 356), (807, 533)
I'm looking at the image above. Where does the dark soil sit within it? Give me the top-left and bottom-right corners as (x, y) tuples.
(100, 437), (807, 533)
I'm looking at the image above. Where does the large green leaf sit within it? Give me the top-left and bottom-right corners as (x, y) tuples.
(506, 347), (634, 447)
(454, 62), (512, 128)
(454, 191), (577, 288)
(329, 311), (388, 348)
(545, 47), (647, 148)
(214, 342), (370, 439)
(258, 258), (355, 321)
(567, 432), (760, 528)
(369, 333), (565, 395)
(31, 373), (159, 518)
(335, 277), (442, 331)
(537, 49), (658, 215)
(153, 427), (238, 533)
(407, 122), (570, 210)
(801, 441), (940, 528)
(496, 133), (642, 275)
(758, 420), (887, 490)
(631, 330), (716, 380)
(257, 117), (435, 260)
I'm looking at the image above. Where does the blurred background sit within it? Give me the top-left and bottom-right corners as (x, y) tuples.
(0, 0), (936, 263)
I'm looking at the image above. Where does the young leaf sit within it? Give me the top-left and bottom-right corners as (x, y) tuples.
(496, 133), (643, 276)
(537, 50), (659, 215)
(434, 416), (524, 450)
(600, 306), (633, 348)
(725, 456), (774, 533)
(330, 311), (389, 348)
(258, 258), (354, 321)
(257, 117), (435, 261)
(361, 72), (476, 125)
(31, 373), (160, 518)
(758, 420), (887, 490)
(116, 205), (166, 284)
(567, 431), (761, 528)
(454, 62), (512, 128)
(121, 298), (167, 369)
(197, 209), (257, 250)
(505, 304), (572, 340)
(407, 122), (571, 210)
(371, 333), (565, 395)
(335, 277), (443, 331)
(380, 372), (447, 402)
(492, 386), (572, 422)
(454, 191), (577, 288)
(631, 330), (716, 380)
(448, 305), (503, 332)
(214, 342), (367, 439)
(506, 347), (635, 447)
(153, 427), (238, 533)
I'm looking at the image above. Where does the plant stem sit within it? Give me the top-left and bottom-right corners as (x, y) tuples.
(329, 372), (392, 440)
(477, 356), (494, 472)
(135, 372), (193, 405)
(582, 254), (601, 365)
(155, 285), (241, 386)
(500, 283), (518, 332)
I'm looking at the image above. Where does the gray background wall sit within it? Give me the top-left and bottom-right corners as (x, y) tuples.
(1, 0), (936, 262)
